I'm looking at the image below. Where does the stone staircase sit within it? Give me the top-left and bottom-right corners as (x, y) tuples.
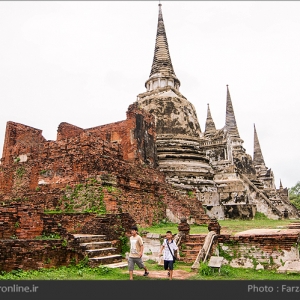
(191, 231), (217, 269)
(181, 234), (207, 263)
(239, 173), (284, 218)
(73, 234), (127, 268)
(287, 222), (300, 229)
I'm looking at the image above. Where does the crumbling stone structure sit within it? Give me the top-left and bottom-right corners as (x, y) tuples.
(137, 5), (216, 205)
(177, 217), (190, 242)
(0, 210), (136, 272)
(0, 3), (297, 230)
(0, 102), (210, 232)
(135, 4), (298, 220)
(218, 229), (300, 269)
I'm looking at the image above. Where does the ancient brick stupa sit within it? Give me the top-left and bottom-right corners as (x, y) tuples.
(0, 3), (298, 221)
(137, 4), (217, 203)
(135, 4), (298, 220)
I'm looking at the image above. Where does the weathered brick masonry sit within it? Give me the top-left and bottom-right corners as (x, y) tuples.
(218, 233), (299, 252)
(0, 204), (43, 239)
(218, 232), (300, 267)
(0, 103), (211, 271)
(42, 212), (136, 241)
(0, 239), (82, 272)
(0, 212), (135, 271)
(0, 104), (210, 229)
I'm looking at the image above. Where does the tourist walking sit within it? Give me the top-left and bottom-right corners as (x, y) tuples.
(128, 225), (149, 280)
(159, 230), (180, 280)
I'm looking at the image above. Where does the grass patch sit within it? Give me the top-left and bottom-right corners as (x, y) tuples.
(34, 233), (61, 240)
(191, 264), (300, 280)
(2, 260), (300, 280)
(140, 222), (208, 235)
(254, 212), (269, 220)
(219, 218), (291, 235)
(141, 218), (292, 236)
(0, 265), (128, 280)
(49, 179), (108, 214)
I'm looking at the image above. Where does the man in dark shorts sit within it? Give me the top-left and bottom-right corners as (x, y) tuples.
(159, 230), (180, 280)
(128, 225), (149, 280)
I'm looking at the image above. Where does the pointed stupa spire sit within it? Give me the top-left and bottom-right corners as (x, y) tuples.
(145, 4), (180, 92)
(279, 179), (283, 189)
(253, 124), (266, 166)
(225, 85), (240, 138)
(150, 3), (175, 77)
(205, 104), (216, 135)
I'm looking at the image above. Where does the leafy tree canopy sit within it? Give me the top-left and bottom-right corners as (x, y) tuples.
(289, 181), (300, 210)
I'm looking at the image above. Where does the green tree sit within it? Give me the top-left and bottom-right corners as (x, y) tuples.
(289, 181), (300, 210)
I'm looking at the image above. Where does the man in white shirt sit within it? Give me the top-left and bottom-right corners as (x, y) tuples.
(128, 226), (149, 280)
(159, 230), (180, 280)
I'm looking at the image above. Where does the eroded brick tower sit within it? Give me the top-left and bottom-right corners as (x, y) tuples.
(137, 4), (218, 204)
(136, 4), (299, 220)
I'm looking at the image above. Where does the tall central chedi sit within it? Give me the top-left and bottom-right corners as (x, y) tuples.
(137, 4), (216, 200)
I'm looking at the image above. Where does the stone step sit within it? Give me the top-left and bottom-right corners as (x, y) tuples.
(186, 234), (206, 242)
(85, 247), (118, 258)
(89, 254), (123, 266)
(182, 249), (200, 256)
(73, 234), (106, 243)
(185, 245), (201, 251)
(288, 223), (300, 227)
(181, 255), (198, 263)
(184, 242), (202, 250)
(103, 261), (129, 269)
(288, 225), (300, 229)
(80, 241), (112, 250)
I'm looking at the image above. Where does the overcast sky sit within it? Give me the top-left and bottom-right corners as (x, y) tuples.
(0, 1), (299, 188)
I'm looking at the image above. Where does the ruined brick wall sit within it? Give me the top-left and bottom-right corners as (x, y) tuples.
(0, 165), (14, 195)
(0, 239), (84, 272)
(0, 105), (211, 228)
(0, 213), (137, 272)
(86, 103), (156, 165)
(42, 212), (135, 240)
(218, 233), (299, 252)
(0, 160), (209, 227)
(0, 205), (19, 239)
(0, 203), (43, 239)
(1, 122), (46, 165)
(0, 202), (136, 240)
(1, 104), (155, 168)
(218, 233), (300, 267)
(57, 122), (84, 141)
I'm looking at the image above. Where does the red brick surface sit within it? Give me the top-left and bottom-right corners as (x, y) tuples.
(218, 233), (299, 252)
(0, 104), (210, 231)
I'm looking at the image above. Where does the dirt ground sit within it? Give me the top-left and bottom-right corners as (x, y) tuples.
(134, 269), (195, 280)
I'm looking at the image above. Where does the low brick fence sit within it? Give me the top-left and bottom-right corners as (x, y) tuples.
(217, 232), (300, 268)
